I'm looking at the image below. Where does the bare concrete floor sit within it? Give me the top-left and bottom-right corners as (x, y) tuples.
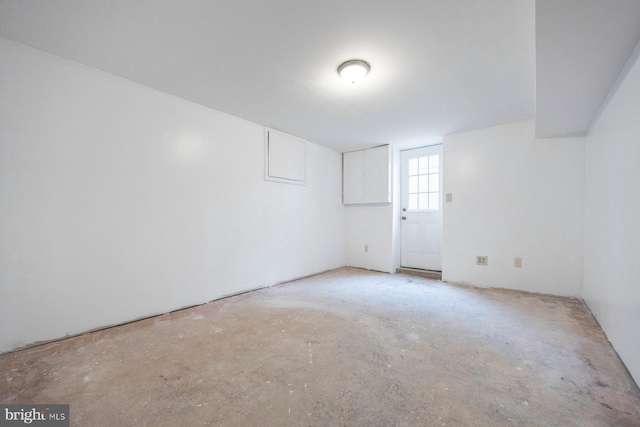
(1, 268), (639, 426)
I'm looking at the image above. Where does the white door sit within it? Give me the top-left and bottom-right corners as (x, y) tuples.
(400, 145), (443, 271)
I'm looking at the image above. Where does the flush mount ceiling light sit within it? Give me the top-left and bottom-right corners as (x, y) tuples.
(338, 60), (370, 85)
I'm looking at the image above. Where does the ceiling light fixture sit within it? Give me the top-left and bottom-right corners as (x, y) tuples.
(338, 60), (370, 85)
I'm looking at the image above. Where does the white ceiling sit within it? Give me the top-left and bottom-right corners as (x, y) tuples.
(0, 1), (638, 152)
(536, 0), (640, 138)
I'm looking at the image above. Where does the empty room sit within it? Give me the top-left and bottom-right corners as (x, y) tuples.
(1, 1), (639, 426)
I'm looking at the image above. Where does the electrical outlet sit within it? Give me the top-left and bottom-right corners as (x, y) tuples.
(514, 257), (522, 268)
(476, 256), (488, 266)
(446, 193), (453, 203)
(364, 244), (369, 253)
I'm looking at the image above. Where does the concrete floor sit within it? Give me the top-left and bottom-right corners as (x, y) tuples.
(1, 268), (639, 426)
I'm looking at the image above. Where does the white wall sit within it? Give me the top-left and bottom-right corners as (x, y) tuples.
(345, 205), (394, 273)
(442, 120), (585, 297)
(583, 42), (640, 385)
(0, 37), (346, 353)
(391, 147), (402, 272)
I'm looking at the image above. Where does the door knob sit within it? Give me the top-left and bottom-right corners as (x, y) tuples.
(402, 208), (406, 212)
(402, 216), (407, 220)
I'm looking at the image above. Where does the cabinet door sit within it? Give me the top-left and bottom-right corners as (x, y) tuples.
(364, 145), (391, 203)
(343, 150), (365, 204)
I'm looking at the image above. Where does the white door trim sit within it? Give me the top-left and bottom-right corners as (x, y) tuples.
(400, 145), (443, 271)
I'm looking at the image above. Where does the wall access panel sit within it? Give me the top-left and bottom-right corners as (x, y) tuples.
(265, 128), (307, 185)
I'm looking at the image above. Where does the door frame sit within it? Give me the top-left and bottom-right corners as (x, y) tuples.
(399, 144), (443, 271)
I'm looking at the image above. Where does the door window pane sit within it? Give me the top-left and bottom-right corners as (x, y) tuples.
(429, 193), (439, 211)
(409, 158), (418, 175)
(406, 152), (441, 212)
(429, 155), (439, 173)
(418, 157), (428, 175)
(418, 175), (428, 192)
(429, 174), (439, 192)
(409, 176), (418, 193)
(409, 194), (418, 210)
(419, 193), (428, 210)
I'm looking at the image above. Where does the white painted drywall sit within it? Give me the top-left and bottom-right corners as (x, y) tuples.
(0, 37), (346, 353)
(583, 41), (640, 385)
(442, 120), (585, 297)
(391, 147), (402, 272)
(345, 205), (394, 273)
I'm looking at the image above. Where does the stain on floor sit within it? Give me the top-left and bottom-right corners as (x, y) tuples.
(1, 268), (639, 426)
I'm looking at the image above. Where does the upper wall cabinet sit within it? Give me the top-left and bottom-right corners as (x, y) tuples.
(343, 145), (391, 204)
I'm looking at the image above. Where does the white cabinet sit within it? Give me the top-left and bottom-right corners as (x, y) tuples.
(343, 149), (366, 203)
(343, 145), (391, 204)
(364, 145), (392, 203)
